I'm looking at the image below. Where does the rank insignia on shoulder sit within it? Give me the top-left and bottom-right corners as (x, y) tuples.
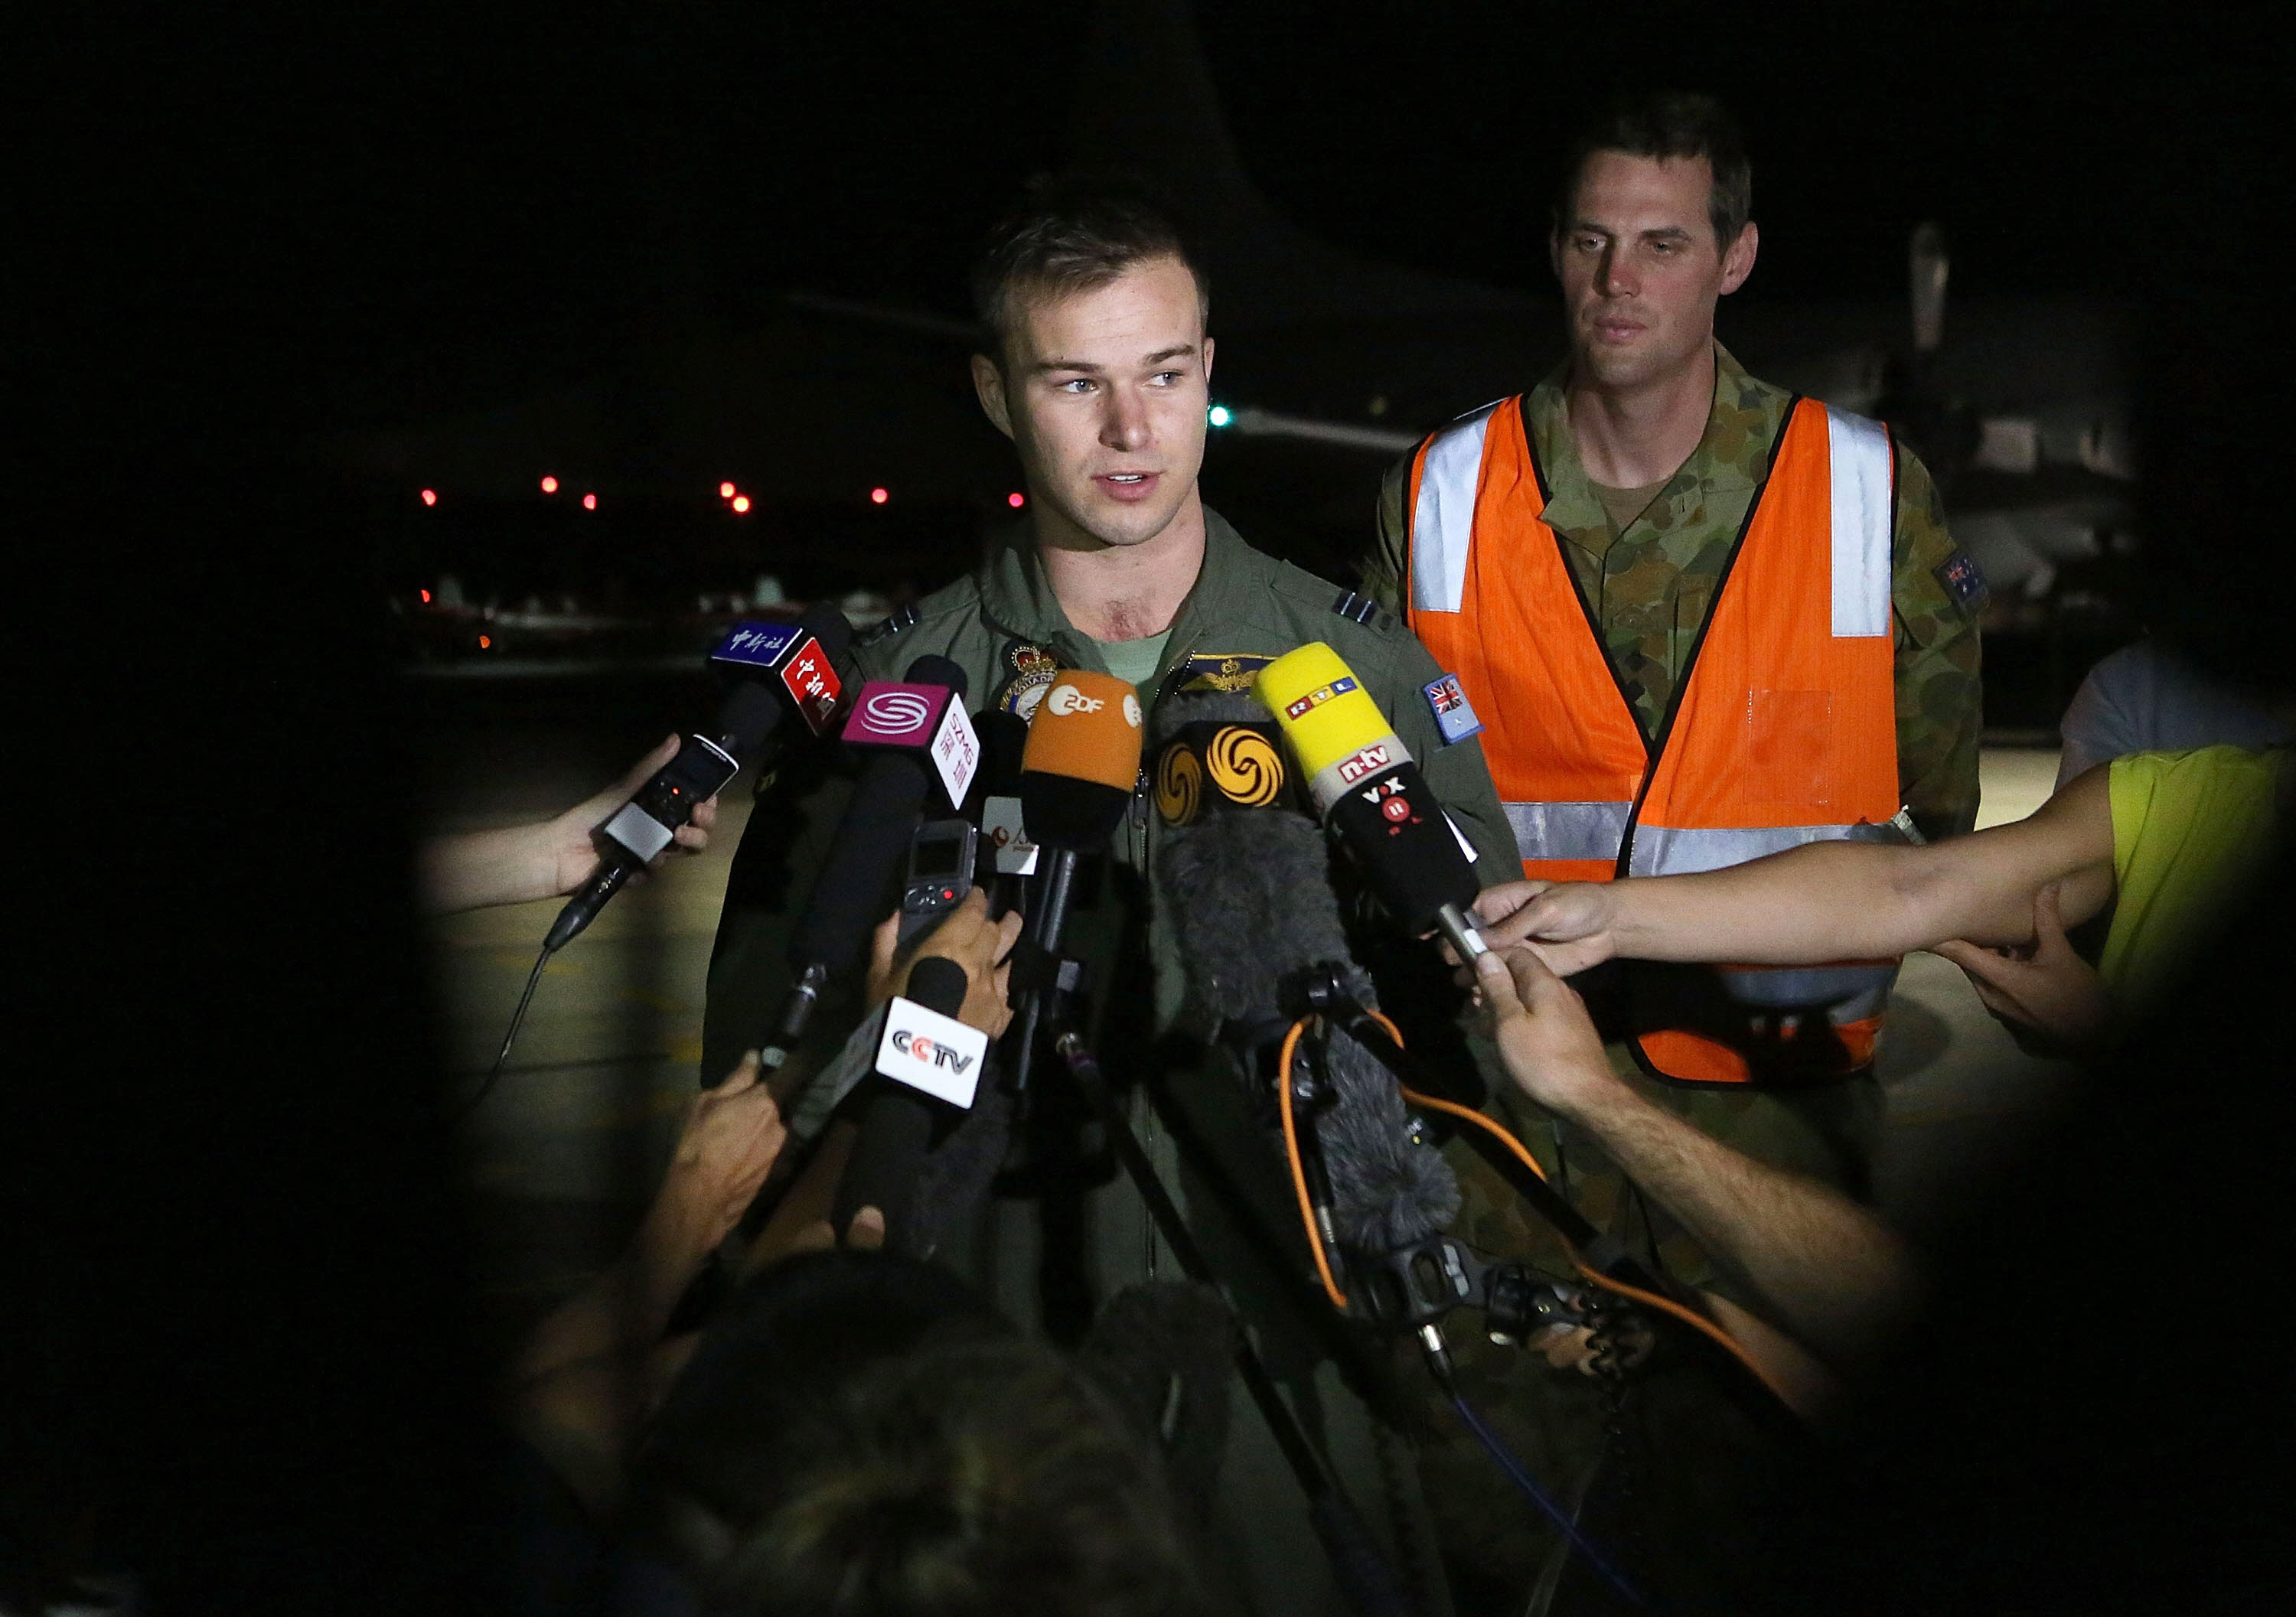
(1331, 589), (1385, 629)
(1932, 548), (1990, 616)
(855, 602), (920, 647)
(996, 639), (1058, 719)
(1176, 651), (1275, 693)
(1424, 673), (1483, 744)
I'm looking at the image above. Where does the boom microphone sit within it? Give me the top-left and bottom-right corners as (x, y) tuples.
(1006, 670), (1143, 1087)
(1152, 690), (1459, 1255)
(758, 654), (970, 1072)
(1255, 644), (1488, 963)
(544, 604), (852, 950)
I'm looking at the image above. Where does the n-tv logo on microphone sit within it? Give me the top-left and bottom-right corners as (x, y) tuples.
(1336, 741), (1391, 784)
(874, 996), (989, 1108)
(779, 638), (842, 733)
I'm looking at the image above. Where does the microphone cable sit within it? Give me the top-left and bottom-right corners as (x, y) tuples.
(452, 939), (554, 1120)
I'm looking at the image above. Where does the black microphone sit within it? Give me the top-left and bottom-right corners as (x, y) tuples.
(830, 954), (972, 1250)
(758, 654), (970, 1073)
(544, 604), (853, 950)
(972, 707), (1035, 909)
(1153, 690), (1460, 1256)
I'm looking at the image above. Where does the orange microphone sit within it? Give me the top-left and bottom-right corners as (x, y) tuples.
(1008, 670), (1144, 1088)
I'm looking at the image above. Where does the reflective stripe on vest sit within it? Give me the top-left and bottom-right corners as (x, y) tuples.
(1405, 393), (1902, 1084)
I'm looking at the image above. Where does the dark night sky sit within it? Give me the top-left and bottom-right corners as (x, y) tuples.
(36, 0), (2259, 445)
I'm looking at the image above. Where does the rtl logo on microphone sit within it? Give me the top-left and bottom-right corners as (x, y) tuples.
(873, 996), (990, 1108)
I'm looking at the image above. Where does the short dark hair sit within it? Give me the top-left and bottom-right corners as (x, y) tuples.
(1555, 92), (1753, 251)
(970, 173), (1210, 366)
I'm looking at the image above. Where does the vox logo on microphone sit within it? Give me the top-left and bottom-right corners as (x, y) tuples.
(874, 996), (989, 1108)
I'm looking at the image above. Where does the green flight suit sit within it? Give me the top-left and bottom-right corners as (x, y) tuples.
(703, 509), (1517, 1617)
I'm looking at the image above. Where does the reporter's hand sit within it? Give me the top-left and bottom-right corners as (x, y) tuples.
(865, 888), (1024, 1038)
(548, 735), (722, 898)
(1441, 880), (1619, 980)
(1930, 882), (2111, 1048)
(654, 1055), (788, 1252)
(1470, 946), (1619, 1120)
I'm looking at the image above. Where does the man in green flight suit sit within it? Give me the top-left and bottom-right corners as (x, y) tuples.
(702, 176), (1520, 1616)
(1357, 93), (1986, 1610)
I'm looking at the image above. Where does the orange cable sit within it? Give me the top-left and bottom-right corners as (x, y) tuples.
(1367, 1009), (1793, 1406)
(1277, 1017), (1350, 1312)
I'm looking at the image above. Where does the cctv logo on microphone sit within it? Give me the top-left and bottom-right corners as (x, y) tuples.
(874, 996), (989, 1108)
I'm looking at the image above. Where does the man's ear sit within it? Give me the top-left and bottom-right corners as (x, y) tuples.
(971, 352), (1015, 442)
(1202, 335), (1215, 387)
(1719, 220), (1760, 295)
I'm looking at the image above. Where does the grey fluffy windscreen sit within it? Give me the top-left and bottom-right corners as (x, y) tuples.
(1153, 691), (1459, 1250)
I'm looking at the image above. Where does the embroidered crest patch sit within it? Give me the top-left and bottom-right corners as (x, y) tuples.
(1424, 673), (1483, 744)
(996, 640), (1058, 719)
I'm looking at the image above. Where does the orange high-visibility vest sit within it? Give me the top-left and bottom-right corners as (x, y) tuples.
(1405, 393), (1903, 1086)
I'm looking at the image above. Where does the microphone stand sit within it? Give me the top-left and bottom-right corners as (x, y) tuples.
(1049, 1022), (1415, 1617)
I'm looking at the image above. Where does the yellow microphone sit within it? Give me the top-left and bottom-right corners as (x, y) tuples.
(1255, 643), (1486, 960)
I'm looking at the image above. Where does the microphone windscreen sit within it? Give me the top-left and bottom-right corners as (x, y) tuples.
(788, 750), (931, 973)
(904, 954), (968, 1018)
(905, 653), (969, 702)
(796, 601), (855, 660)
(1153, 690), (1459, 1250)
(976, 709), (1029, 797)
(716, 679), (789, 756)
(1326, 761), (1479, 932)
(1022, 670), (1143, 793)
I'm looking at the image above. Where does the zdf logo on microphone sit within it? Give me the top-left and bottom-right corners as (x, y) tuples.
(1045, 683), (1103, 717)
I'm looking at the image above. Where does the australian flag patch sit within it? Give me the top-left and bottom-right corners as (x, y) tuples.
(1424, 673), (1483, 744)
(1932, 547), (1991, 616)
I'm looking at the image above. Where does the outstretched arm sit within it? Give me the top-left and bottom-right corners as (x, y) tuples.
(417, 735), (719, 916)
(1476, 764), (2116, 972)
(1471, 947), (1921, 1395)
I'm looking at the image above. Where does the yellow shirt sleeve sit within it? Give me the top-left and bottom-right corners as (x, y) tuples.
(2101, 745), (2288, 1011)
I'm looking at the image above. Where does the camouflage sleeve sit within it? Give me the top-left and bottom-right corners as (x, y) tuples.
(1890, 445), (1985, 840)
(1359, 452), (1415, 615)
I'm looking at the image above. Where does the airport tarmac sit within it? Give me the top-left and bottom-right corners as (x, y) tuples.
(412, 676), (2075, 1352)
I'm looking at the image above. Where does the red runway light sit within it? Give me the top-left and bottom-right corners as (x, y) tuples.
(731, 494), (751, 513)
(1007, 491), (1025, 508)
(719, 481), (736, 499)
(540, 475), (559, 494)
(582, 493), (597, 510)
(419, 488), (437, 507)
(869, 487), (889, 504)
(478, 634), (493, 649)
(419, 588), (432, 604)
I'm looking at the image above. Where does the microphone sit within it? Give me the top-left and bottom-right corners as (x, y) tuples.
(827, 960), (969, 1249)
(544, 604), (852, 950)
(1151, 689), (1460, 1255)
(758, 654), (970, 1072)
(1006, 670), (1144, 1088)
(973, 708), (1037, 892)
(1254, 644), (1489, 964)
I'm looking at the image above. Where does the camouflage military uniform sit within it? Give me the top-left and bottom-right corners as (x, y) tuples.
(1359, 349), (1985, 1612)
